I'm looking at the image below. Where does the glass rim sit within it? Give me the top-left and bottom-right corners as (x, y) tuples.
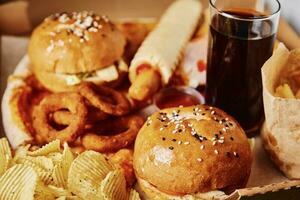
(209, 0), (281, 21)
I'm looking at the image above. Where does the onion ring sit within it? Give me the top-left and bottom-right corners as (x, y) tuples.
(32, 92), (88, 144)
(82, 114), (144, 152)
(52, 107), (108, 126)
(77, 82), (131, 116)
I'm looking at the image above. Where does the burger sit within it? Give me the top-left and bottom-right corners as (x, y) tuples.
(28, 11), (127, 92)
(133, 105), (252, 199)
(2, 11), (129, 148)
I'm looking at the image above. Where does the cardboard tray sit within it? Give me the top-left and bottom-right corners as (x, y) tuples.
(0, 0), (300, 199)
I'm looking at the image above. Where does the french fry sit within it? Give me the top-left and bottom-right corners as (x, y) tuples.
(275, 84), (295, 98)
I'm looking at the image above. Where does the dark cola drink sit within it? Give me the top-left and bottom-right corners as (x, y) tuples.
(205, 8), (278, 136)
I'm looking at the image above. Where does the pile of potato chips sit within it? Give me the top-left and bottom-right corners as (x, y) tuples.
(0, 138), (140, 200)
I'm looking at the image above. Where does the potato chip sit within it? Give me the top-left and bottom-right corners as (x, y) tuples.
(16, 156), (53, 184)
(16, 155), (54, 171)
(34, 181), (69, 200)
(0, 138), (12, 159)
(0, 164), (37, 200)
(28, 140), (61, 156)
(0, 138), (12, 174)
(128, 189), (141, 200)
(51, 143), (74, 188)
(13, 144), (30, 161)
(47, 152), (63, 165)
(0, 153), (9, 176)
(67, 150), (114, 199)
(56, 196), (82, 200)
(98, 170), (127, 200)
(275, 84), (295, 98)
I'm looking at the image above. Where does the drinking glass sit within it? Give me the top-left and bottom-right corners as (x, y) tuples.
(205, 0), (281, 136)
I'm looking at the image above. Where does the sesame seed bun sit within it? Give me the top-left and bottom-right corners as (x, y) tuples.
(28, 11), (126, 92)
(133, 105), (252, 196)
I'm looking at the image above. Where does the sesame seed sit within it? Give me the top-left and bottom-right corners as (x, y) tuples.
(160, 127), (164, 131)
(197, 158), (203, 162)
(172, 139), (177, 142)
(230, 137), (234, 141)
(178, 141), (182, 145)
(233, 152), (239, 157)
(211, 110), (215, 115)
(218, 140), (224, 144)
(214, 150), (219, 154)
(162, 137), (166, 141)
(46, 44), (54, 53)
(49, 32), (56, 36)
(212, 141), (217, 146)
(184, 141), (190, 145)
(57, 40), (64, 46)
(200, 145), (205, 150)
(169, 146), (174, 150)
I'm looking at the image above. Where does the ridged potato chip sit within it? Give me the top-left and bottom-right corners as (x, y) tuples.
(0, 138), (12, 176)
(67, 150), (114, 199)
(0, 153), (9, 176)
(128, 189), (141, 200)
(34, 181), (69, 200)
(52, 143), (74, 188)
(0, 164), (37, 200)
(47, 152), (63, 165)
(16, 157), (53, 184)
(56, 196), (82, 200)
(98, 170), (127, 200)
(28, 140), (61, 156)
(13, 144), (30, 161)
(0, 138), (12, 159)
(16, 155), (54, 171)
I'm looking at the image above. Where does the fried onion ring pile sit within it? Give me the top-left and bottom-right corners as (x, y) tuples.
(31, 82), (144, 153)
(78, 82), (131, 116)
(32, 92), (88, 144)
(82, 114), (144, 152)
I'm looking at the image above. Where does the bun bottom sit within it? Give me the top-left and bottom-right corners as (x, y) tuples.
(135, 177), (225, 200)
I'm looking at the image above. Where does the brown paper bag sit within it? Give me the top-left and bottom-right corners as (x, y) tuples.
(261, 43), (300, 179)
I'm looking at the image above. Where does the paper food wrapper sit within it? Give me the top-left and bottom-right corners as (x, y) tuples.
(261, 43), (300, 179)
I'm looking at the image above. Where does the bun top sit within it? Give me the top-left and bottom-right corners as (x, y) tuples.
(133, 105), (252, 195)
(28, 11), (126, 74)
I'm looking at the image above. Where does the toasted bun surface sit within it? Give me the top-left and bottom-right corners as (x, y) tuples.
(133, 105), (252, 195)
(28, 11), (126, 74)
